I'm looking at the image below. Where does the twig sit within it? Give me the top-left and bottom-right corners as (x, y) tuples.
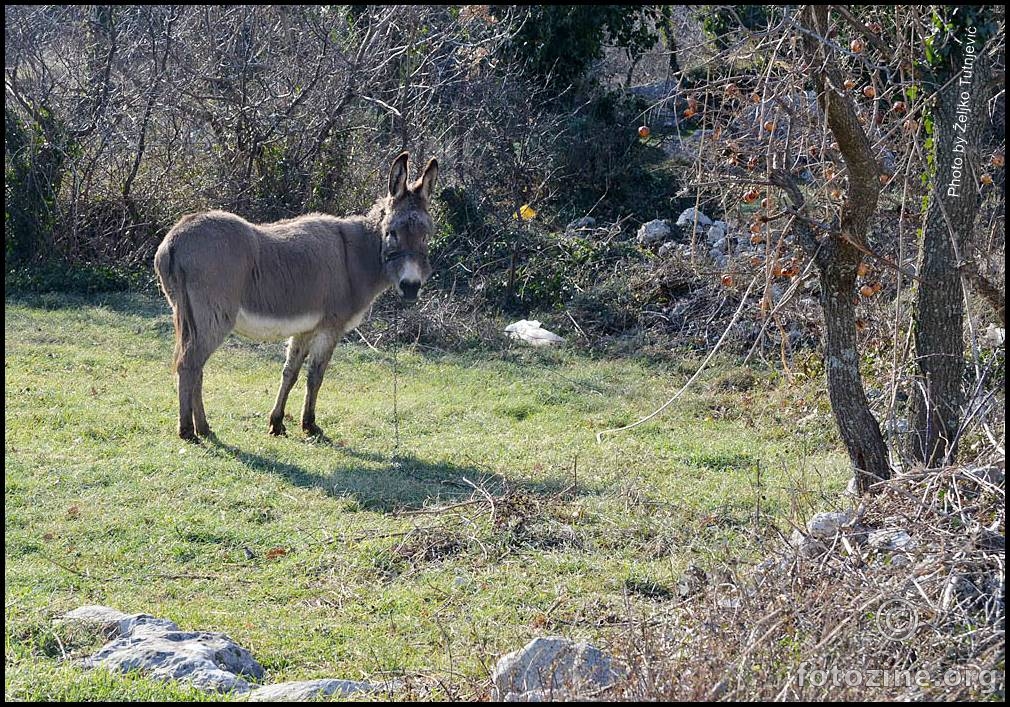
(596, 274), (759, 443)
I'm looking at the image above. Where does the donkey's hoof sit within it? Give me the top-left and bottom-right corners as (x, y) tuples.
(268, 422), (287, 436)
(302, 423), (324, 438)
(195, 423), (212, 437)
(179, 428), (200, 443)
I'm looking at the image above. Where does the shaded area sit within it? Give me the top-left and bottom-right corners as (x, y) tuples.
(205, 435), (583, 515)
(5, 290), (169, 319)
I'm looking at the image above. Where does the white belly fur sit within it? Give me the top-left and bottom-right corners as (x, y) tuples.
(344, 309), (366, 333)
(234, 308), (323, 341)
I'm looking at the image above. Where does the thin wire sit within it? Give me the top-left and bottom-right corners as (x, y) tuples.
(392, 303), (400, 461)
(596, 274), (760, 444)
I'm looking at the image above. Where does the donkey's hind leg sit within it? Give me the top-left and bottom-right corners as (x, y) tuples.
(191, 368), (211, 437)
(177, 304), (232, 441)
(269, 334), (311, 436)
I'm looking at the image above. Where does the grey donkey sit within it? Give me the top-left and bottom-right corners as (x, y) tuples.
(154, 152), (437, 440)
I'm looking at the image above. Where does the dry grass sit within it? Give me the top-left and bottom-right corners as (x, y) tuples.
(608, 462), (1005, 701)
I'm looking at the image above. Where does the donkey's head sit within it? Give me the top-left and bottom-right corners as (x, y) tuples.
(380, 152), (438, 304)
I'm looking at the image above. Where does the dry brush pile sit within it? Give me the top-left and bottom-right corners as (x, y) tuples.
(609, 462), (1005, 701)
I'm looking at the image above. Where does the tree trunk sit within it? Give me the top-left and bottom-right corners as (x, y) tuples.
(796, 6), (891, 494)
(911, 28), (991, 466)
(820, 250), (891, 489)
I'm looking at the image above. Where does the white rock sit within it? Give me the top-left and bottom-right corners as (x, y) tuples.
(492, 637), (620, 701)
(675, 208), (713, 229)
(505, 320), (565, 347)
(62, 606), (181, 638)
(790, 528), (826, 558)
(69, 606), (264, 694)
(980, 324), (1005, 348)
(706, 221), (728, 244)
(657, 242), (677, 258)
(867, 529), (917, 553)
(637, 219), (672, 245)
(248, 679), (388, 702)
(805, 511), (852, 540)
(62, 606), (132, 631)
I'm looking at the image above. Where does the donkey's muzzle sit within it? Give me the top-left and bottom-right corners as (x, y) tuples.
(399, 280), (421, 303)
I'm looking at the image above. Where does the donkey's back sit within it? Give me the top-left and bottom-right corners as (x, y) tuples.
(155, 209), (356, 326)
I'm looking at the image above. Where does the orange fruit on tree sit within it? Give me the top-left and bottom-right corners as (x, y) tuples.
(863, 85), (876, 98)
(721, 274), (735, 287)
(859, 284), (876, 297)
(844, 79), (857, 90)
(763, 120), (776, 132)
(991, 153), (1005, 168)
(850, 38), (864, 53)
(891, 100), (907, 113)
(638, 125), (651, 138)
(742, 189), (760, 204)
(683, 108), (696, 119)
(980, 174), (993, 186)
(857, 262), (871, 277)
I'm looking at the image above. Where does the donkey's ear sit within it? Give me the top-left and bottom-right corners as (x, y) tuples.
(388, 151), (409, 199)
(418, 158), (439, 201)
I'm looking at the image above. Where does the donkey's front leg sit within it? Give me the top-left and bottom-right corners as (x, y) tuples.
(301, 332), (337, 437)
(269, 334), (311, 436)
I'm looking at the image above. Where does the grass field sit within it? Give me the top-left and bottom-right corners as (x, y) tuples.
(5, 291), (849, 700)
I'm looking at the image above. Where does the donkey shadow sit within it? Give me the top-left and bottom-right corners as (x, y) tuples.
(205, 435), (576, 515)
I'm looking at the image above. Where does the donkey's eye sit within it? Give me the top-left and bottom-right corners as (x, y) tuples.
(388, 229), (399, 243)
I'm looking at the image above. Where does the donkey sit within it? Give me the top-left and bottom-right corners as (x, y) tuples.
(154, 152), (437, 441)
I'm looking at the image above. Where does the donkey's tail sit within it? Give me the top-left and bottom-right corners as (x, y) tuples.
(154, 242), (195, 373)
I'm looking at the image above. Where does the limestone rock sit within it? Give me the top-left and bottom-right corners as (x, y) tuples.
(248, 678), (387, 702)
(492, 636), (620, 701)
(805, 511), (852, 540)
(675, 208), (713, 229)
(637, 219), (672, 245)
(67, 606), (264, 695)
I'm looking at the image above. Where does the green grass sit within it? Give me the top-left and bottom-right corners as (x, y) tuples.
(5, 291), (849, 700)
